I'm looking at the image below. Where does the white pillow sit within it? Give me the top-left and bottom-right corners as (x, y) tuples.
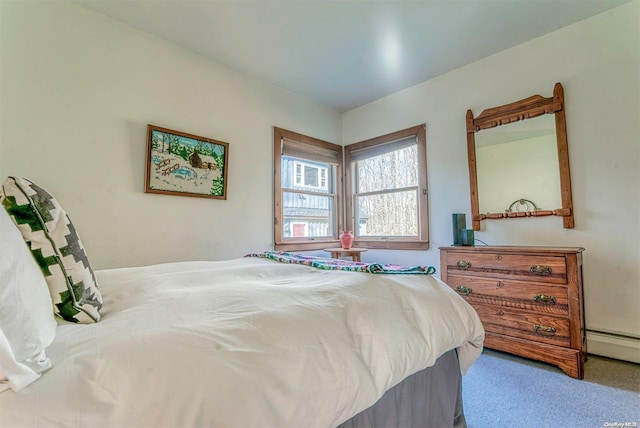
(0, 328), (42, 392)
(0, 206), (56, 392)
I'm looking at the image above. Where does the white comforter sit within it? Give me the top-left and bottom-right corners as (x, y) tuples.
(0, 257), (484, 428)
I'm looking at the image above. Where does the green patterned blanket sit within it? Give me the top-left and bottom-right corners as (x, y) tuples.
(246, 251), (435, 275)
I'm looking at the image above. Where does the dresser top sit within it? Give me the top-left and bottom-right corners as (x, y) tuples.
(439, 245), (585, 254)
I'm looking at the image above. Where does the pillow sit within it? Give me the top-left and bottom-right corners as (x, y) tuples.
(0, 328), (45, 393)
(1, 177), (102, 323)
(0, 206), (56, 392)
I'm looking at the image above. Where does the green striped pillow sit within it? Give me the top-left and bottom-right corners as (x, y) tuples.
(1, 177), (102, 323)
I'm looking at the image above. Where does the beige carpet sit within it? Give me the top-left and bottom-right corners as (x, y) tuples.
(584, 353), (640, 392)
(463, 349), (640, 428)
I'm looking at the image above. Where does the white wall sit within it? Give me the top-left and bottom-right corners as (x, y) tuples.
(343, 1), (640, 357)
(0, 1), (341, 269)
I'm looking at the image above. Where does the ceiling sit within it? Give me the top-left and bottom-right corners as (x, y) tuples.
(74, 0), (630, 112)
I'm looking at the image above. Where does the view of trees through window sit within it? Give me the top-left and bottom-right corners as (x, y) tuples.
(354, 144), (419, 237)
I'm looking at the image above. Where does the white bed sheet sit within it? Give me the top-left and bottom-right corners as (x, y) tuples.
(0, 257), (484, 428)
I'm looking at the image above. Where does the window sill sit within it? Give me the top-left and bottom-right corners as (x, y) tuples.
(274, 240), (429, 251)
(353, 240), (430, 251)
(274, 241), (340, 252)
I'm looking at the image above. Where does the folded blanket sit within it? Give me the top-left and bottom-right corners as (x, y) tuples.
(246, 251), (435, 275)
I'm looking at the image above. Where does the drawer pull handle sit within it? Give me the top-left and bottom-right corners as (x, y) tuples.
(530, 265), (552, 276)
(456, 260), (472, 270)
(455, 286), (472, 295)
(496, 281), (504, 288)
(495, 309), (504, 316)
(533, 324), (556, 335)
(533, 294), (557, 304)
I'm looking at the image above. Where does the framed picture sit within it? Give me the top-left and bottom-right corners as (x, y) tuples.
(145, 125), (229, 199)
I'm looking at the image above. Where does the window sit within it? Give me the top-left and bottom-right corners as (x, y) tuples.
(274, 127), (343, 251)
(273, 125), (428, 251)
(293, 161), (328, 190)
(345, 125), (428, 250)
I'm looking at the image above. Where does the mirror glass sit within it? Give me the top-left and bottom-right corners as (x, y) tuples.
(475, 114), (561, 214)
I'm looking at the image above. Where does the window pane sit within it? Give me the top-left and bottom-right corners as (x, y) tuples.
(356, 144), (418, 193)
(355, 190), (417, 237)
(304, 165), (319, 187)
(295, 164), (302, 185)
(282, 191), (334, 238)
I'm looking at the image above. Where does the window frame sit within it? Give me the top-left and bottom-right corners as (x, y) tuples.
(273, 125), (428, 252)
(274, 127), (343, 251)
(344, 125), (429, 250)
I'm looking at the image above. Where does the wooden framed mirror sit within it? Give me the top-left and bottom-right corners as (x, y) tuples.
(466, 82), (574, 230)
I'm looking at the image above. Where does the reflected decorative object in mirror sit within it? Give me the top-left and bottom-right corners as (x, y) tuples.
(466, 83), (574, 230)
(506, 198), (540, 213)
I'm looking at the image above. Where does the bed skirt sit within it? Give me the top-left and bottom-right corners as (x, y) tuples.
(339, 349), (465, 428)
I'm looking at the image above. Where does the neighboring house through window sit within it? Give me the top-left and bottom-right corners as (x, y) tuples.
(274, 125), (428, 251)
(293, 161), (328, 190)
(274, 127), (343, 251)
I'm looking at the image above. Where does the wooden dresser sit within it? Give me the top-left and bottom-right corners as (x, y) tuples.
(439, 246), (586, 378)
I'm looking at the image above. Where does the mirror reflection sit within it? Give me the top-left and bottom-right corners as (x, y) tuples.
(475, 114), (561, 214)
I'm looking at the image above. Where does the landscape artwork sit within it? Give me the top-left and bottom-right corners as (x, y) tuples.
(145, 125), (229, 199)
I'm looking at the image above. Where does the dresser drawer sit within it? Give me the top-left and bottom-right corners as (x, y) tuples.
(444, 252), (567, 284)
(470, 302), (570, 347)
(447, 274), (569, 306)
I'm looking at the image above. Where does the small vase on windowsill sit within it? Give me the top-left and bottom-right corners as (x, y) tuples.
(339, 231), (354, 250)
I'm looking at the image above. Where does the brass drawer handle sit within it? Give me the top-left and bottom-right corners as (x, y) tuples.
(533, 324), (556, 336)
(530, 265), (552, 276)
(495, 309), (504, 316)
(455, 285), (472, 295)
(533, 294), (557, 304)
(456, 260), (472, 270)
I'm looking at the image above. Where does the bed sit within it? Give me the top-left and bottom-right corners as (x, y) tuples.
(0, 177), (484, 428)
(0, 254), (483, 427)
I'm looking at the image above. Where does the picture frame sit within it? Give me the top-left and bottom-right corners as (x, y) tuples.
(145, 125), (229, 200)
